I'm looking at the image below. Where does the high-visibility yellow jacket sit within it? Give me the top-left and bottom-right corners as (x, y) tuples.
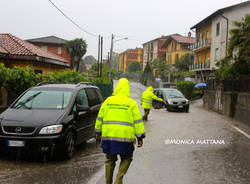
(141, 86), (164, 109)
(95, 78), (145, 155)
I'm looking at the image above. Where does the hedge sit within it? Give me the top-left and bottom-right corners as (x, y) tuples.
(177, 80), (195, 100)
(0, 63), (112, 105)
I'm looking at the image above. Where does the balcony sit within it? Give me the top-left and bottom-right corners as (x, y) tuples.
(189, 62), (211, 72)
(189, 39), (211, 51)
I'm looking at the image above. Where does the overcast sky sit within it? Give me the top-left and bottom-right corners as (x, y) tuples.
(1, 0), (246, 59)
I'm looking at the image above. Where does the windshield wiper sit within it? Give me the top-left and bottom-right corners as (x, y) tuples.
(14, 92), (42, 109)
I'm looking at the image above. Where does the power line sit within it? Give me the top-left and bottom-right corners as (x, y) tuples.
(48, 0), (99, 38)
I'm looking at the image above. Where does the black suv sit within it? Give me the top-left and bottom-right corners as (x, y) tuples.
(0, 82), (104, 159)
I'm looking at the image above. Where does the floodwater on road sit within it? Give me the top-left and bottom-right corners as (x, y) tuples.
(1, 81), (250, 184)
(0, 138), (105, 184)
(117, 100), (250, 184)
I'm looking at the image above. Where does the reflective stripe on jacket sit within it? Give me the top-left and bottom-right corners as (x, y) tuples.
(141, 86), (164, 109)
(95, 78), (145, 154)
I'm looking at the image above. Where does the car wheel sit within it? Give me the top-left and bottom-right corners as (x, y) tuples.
(166, 105), (171, 112)
(153, 101), (160, 109)
(152, 102), (157, 109)
(185, 107), (189, 113)
(62, 131), (75, 160)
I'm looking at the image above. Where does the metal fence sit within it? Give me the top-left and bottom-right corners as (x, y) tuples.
(207, 76), (250, 92)
(95, 82), (113, 99)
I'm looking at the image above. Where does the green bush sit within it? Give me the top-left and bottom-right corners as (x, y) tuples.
(43, 70), (89, 84)
(128, 61), (141, 73)
(0, 64), (41, 104)
(177, 81), (195, 100)
(0, 63), (113, 105)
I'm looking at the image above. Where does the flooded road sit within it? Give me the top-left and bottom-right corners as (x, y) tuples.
(1, 81), (250, 184)
(0, 138), (105, 184)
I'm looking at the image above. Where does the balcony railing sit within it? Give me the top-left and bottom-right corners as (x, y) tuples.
(189, 39), (211, 51)
(189, 62), (211, 72)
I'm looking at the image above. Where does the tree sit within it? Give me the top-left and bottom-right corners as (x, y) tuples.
(80, 55), (96, 72)
(175, 53), (194, 72)
(214, 58), (238, 80)
(143, 62), (152, 74)
(228, 14), (250, 76)
(177, 81), (195, 100)
(65, 38), (87, 72)
(215, 14), (250, 79)
(152, 58), (169, 80)
(128, 61), (141, 73)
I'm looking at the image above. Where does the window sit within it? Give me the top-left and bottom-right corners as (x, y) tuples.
(12, 89), (72, 109)
(206, 31), (209, 39)
(199, 33), (203, 41)
(216, 23), (220, 36)
(215, 48), (219, 60)
(153, 90), (159, 96)
(76, 89), (88, 107)
(85, 88), (99, 107)
(162, 89), (184, 98)
(175, 54), (179, 64)
(34, 69), (42, 74)
(41, 45), (48, 51)
(58, 47), (62, 55)
(198, 56), (201, 64)
(95, 89), (104, 103)
(205, 53), (208, 63)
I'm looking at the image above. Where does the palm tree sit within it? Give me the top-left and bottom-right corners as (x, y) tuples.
(65, 38), (87, 72)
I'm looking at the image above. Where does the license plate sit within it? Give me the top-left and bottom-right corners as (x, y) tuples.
(178, 105), (183, 108)
(7, 140), (25, 147)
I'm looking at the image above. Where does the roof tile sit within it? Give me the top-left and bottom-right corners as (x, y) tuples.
(0, 33), (68, 63)
(171, 35), (195, 44)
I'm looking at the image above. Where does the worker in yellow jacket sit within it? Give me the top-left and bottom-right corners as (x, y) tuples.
(95, 78), (145, 184)
(141, 86), (164, 121)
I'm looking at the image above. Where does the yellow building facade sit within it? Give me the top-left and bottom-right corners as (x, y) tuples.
(193, 23), (212, 64)
(118, 48), (143, 72)
(162, 34), (195, 66)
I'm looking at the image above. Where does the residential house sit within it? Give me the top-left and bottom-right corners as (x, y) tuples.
(189, 1), (250, 82)
(0, 33), (70, 74)
(118, 48), (143, 72)
(26, 36), (71, 67)
(142, 36), (169, 69)
(162, 33), (195, 68)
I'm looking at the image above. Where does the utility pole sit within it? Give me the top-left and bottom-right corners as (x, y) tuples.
(100, 36), (103, 76)
(97, 35), (100, 77)
(109, 34), (114, 81)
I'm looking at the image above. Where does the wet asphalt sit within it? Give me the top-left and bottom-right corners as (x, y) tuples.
(0, 81), (250, 184)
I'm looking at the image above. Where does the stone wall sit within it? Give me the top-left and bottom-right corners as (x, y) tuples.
(234, 93), (250, 126)
(203, 90), (250, 125)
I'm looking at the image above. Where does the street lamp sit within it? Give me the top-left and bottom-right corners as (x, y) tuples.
(109, 34), (128, 81)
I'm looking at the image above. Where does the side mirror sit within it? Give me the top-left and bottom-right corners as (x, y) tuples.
(76, 104), (89, 112)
